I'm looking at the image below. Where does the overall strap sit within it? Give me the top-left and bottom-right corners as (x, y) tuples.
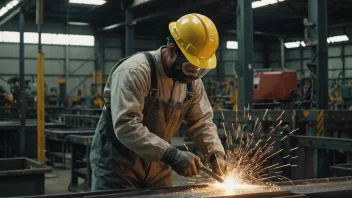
(185, 82), (194, 101)
(142, 52), (158, 98)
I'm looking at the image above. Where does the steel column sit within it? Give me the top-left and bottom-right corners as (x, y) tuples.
(36, 0), (45, 164)
(342, 27), (346, 84)
(217, 42), (224, 82)
(263, 40), (270, 68)
(93, 29), (104, 97)
(125, 8), (134, 56)
(236, 0), (253, 108)
(308, 0), (328, 109)
(64, 24), (69, 78)
(19, 8), (26, 156)
(93, 30), (104, 73)
(280, 38), (285, 68)
(300, 46), (304, 96)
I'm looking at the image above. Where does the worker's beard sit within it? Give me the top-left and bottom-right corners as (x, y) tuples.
(171, 57), (198, 84)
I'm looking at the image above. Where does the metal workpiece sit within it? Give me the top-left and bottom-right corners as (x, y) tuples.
(59, 114), (100, 128)
(66, 135), (94, 192)
(331, 164), (352, 177)
(0, 158), (51, 197)
(0, 120), (65, 129)
(0, 120), (65, 158)
(24, 176), (352, 198)
(45, 128), (95, 168)
(66, 135), (93, 145)
(45, 128), (95, 139)
(293, 135), (352, 151)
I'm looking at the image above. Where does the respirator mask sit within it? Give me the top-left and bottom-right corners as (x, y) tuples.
(171, 47), (209, 84)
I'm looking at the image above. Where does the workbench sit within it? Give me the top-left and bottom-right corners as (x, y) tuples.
(65, 135), (93, 192)
(59, 114), (100, 128)
(45, 128), (95, 168)
(65, 108), (102, 115)
(21, 176), (352, 198)
(0, 120), (65, 158)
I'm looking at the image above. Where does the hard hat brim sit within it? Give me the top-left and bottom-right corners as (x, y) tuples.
(169, 22), (217, 70)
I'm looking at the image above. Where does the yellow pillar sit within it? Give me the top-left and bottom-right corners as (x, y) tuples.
(37, 51), (45, 164)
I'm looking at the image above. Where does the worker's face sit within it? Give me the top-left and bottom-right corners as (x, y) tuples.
(168, 44), (199, 84)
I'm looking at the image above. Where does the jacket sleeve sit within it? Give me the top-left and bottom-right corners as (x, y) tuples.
(184, 80), (225, 161)
(110, 65), (170, 162)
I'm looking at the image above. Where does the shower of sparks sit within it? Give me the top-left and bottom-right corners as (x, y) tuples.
(290, 147), (299, 152)
(280, 135), (288, 141)
(184, 143), (189, 151)
(290, 128), (299, 134)
(210, 108), (299, 191)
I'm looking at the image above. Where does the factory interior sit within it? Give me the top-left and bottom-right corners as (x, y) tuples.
(2, 0), (352, 197)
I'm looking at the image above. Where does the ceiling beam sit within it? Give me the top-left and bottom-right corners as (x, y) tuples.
(0, 0), (34, 26)
(101, 0), (217, 32)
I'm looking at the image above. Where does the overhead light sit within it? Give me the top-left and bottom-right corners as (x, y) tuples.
(69, 0), (106, 5)
(285, 35), (349, 49)
(0, 0), (19, 17)
(327, 35), (349, 43)
(68, 21), (90, 26)
(252, 0), (285, 9)
(227, 41), (238, 49)
(300, 41), (306, 47)
(284, 41), (300, 48)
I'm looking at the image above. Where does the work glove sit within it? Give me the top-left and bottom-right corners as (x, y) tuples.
(210, 152), (231, 176)
(161, 146), (203, 177)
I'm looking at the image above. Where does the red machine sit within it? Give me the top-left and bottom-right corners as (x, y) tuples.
(253, 71), (298, 102)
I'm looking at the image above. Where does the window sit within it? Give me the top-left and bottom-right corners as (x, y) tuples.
(0, 31), (95, 46)
(226, 41), (238, 49)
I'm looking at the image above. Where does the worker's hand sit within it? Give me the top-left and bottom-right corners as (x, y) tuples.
(210, 153), (231, 176)
(162, 146), (203, 177)
(173, 151), (203, 177)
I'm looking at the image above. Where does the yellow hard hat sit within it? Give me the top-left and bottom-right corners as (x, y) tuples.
(169, 13), (219, 70)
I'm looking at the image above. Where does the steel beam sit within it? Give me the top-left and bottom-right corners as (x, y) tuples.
(0, 0), (33, 26)
(308, 0), (328, 109)
(101, 0), (217, 32)
(236, 0), (253, 108)
(19, 8), (26, 156)
(293, 135), (352, 151)
(125, 8), (134, 56)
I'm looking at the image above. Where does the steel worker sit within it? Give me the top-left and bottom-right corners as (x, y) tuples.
(90, 13), (227, 190)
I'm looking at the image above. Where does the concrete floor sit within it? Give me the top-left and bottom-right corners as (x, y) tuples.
(45, 167), (211, 195)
